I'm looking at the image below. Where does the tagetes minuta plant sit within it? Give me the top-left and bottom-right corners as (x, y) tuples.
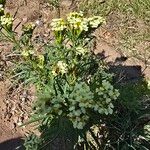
(50, 12), (105, 44)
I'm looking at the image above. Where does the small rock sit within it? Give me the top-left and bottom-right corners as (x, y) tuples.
(35, 20), (44, 27)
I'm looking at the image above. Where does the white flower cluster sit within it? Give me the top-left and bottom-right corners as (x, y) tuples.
(51, 18), (66, 31)
(52, 61), (68, 76)
(147, 79), (150, 90)
(0, 13), (13, 28)
(94, 80), (120, 115)
(50, 12), (105, 32)
(67, 12), (89, 31)
(21, 48), (34, 58)
(76, 46), (87, 55)
(57, 61), (68, 74)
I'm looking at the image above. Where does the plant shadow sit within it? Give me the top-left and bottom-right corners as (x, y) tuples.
(85, 50), (150, 149)
(0, 137), (24, 150)
(96, 50), (144, 83)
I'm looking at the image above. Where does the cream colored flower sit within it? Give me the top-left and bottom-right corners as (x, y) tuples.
(52, 61), (68, 76)
(67, 12), (88, 31)
(0, 4), (4, 15)
(146, 79), (150, 90)
(76, 46), (87, 55)
(79, 18), (89, 31)
(21, 49), (34, 58)
(57, 61), (68, 74)
(52, 70), (58, 76)
(0, 14), (13, 27)
(37, 55), (44, 69)
(0, 4), (3, 9)
(21, 50), (29, 58)
(51, 18), (66, 31)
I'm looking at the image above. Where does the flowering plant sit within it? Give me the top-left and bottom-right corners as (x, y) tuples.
(51, 12), (105, 45)
(0, 8), (119, 149)
(20, 12), (119, 136)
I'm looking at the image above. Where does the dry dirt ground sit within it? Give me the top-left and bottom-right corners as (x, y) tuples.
(0, 0), (150, 149)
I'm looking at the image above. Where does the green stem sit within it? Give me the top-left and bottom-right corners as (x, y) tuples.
(0, 27), (22, 51)
(0, 29), (14, 42)
(7, 30), (22, 50)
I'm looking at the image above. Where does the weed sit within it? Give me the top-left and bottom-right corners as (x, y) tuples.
(1, 1), (150, 149)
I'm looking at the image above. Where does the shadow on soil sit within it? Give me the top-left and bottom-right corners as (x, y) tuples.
(0, 137), (24, 150)
(97, 51), (144, 83)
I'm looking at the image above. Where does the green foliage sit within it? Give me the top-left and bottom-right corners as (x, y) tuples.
(24, 118), (78, 150)
(75, 80), (150, 149)
(24, 134), (41, 150)
(0, 0), (6, 5)
(17, 12), (118, 132)
(1, 2), (150, 150)
(117, 81), (150, 111)
(105, 81), (150, 149)
(0, 8), (120, 149)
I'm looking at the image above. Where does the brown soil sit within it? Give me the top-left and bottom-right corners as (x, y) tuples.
(0, 0), (42, 148)
(0, 82), (23, 149)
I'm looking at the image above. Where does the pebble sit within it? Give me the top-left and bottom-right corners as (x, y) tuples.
(35, 19), (44, 27)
